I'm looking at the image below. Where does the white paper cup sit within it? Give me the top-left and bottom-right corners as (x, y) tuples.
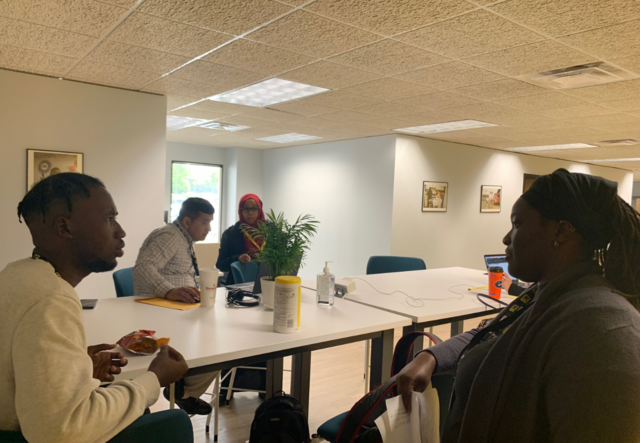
(200, 268), (218, 307)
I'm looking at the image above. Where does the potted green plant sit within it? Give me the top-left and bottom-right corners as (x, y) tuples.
(242, 210), (319, 309)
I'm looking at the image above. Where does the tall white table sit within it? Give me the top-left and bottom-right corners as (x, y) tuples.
(304, 267), (503, 350)
(83, 287), (410, 413)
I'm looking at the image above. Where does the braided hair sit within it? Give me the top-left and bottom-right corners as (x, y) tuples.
(17, 173), (104, 224)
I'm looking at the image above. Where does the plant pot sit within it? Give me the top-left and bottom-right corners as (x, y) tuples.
(260, 277), (275, 310)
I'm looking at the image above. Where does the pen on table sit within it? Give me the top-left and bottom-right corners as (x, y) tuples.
(468, 285), (488, 291)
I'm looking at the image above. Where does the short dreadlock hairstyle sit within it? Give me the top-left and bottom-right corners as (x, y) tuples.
(17, 173), (105, 224)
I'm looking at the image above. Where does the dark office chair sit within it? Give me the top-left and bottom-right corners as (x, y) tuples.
(366, 255), (426, 275)
(113, 267), (134, 297)
(230, 261), (259, 284)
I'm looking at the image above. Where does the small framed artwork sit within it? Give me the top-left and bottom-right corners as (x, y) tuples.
(523, 173), (539, 193)
(27, 149), (84, 191)
(422, 181), (448, 212)
(480, 185), (502, 213)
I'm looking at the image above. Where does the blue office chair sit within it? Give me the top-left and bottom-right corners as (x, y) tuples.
(230, 261), (259, 284)
(113, 267), (134, 297)
(366, 255), (426, 275)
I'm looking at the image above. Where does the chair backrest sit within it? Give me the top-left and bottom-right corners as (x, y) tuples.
(230, 261), (259, 284)
(113, 267), (134, 297)
(366, 255), (426, 275)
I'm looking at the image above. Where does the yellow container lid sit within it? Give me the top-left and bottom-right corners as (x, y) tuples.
(275, 275), (302, 285)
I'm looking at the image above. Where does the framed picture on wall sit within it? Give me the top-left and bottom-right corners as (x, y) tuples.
(480, 185), (502, 213)
(422, 181), (448, 212)
(27, 149), (84, 191)
(523, 174), (540, 193)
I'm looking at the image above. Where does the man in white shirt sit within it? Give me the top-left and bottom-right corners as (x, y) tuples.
(0, 173), (191, 443)
(133, 197), (218, 415)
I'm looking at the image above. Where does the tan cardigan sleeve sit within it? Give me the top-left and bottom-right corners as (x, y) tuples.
(12, 292), (160, 443)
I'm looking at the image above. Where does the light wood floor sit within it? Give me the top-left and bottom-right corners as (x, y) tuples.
(150, 316), (493, 443)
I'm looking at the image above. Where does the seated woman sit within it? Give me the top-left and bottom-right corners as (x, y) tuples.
(398, 168), (640, 443)
(216, 193), (265, 285)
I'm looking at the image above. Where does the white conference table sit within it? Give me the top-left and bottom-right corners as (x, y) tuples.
(304, 267), (504, 349)
(83, 287), (410, 413)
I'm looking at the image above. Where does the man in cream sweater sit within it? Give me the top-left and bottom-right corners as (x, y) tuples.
(0, 173), (192, 443)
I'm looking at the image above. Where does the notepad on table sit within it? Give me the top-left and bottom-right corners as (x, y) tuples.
(135, 297), (201, 311)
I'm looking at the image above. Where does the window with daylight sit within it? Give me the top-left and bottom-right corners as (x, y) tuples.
(171, 161), (223, 243)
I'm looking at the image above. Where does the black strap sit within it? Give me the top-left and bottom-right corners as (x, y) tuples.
(226, 289), (260, 307)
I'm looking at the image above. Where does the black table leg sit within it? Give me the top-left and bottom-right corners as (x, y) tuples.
(266, 358), (283, 399)
(291, 352), (311, 416)
(369, 329), (394, 390)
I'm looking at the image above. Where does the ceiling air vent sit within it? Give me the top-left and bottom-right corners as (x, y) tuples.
(517, 62), (639, 90)
(598, 139), (639, 147)
(198, 121), (249, 132)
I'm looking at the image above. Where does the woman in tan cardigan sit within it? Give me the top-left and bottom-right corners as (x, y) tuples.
(399, 168), (640, 443)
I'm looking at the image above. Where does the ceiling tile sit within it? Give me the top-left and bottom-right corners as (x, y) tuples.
(0, 44), (75, 77)
(360, 117), (424, 131)
(396, 61), (504, 89)
(535, 104), (618, 119)
(96, 0), (138, 7)
(142, 76), (226, 98)
(210, 115), (275, 128)
(600, 97), (640, 112)
(562, 113), (640, 131)
(168, 108), (230, 120)
(559, 20), (640, 60)
(0, 0), (127, 37)
(282, 116), (344, 128)
(167, 95), (199, 111)
(425, 132), (510, 146)
(353, 101), (425, 118)
(293, 90), (383, 109)
(247, 10), (380, 58)
(275, 0), (307, 5)
(536, 126), (613, 139)
(203, 39), (316, 76)
(328, 39), (450, 76)
(401, 109), (461, 125)
(489, 0), (640, 37)
(392, 91), (483, 110)
(445, 101), (547, 126)
(268, 100), (340, 117)
(315, 110), (380, 123)
(467, 126), (541, 140)
(190, 100), (250, 115)
(238, 107), (304, 123)
(452, 78), (547, 101)
(610, 54), (640, 75)
(464, 40), (595, 77)
(0, 16), (95, 58)
(396, 10), (542, 58)
(85, 40), (191, 74)
(109, 12), (232, 58)
(494, 92), (589, 112)
(278, 61), (381, 89)
(67, 61), (159, 90)
(311, 122), (391, 136)
(563, 79), (640, 102)
(138, 0), (292, 35)
(340, 78), (436, 101)
(305, 0), (476, 36)
(171, 61), (265, 89)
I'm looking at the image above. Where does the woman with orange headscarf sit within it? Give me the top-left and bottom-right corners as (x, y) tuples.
(216, 193), (265, 285)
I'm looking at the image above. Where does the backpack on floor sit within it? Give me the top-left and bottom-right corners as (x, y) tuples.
(249, 390), (311, 443)
(336, 331), (440, 443)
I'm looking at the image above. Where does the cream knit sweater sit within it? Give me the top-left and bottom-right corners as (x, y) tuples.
(0, 258), (160, 443)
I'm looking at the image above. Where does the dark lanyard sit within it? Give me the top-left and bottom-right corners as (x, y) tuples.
(191, 247), (200, 278)
(462, 285), (538, 356)
(31, 252), (62, 278)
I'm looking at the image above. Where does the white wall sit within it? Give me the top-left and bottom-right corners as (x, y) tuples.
(391, 135), (634, 272)
(262, 135), (397, 280)
(223, 147), (264, 229)
(0, 69), (166, 299)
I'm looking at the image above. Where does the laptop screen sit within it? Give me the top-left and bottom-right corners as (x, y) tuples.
(484, 254), (515, 280)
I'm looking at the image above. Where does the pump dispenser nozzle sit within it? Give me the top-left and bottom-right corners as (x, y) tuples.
(323, 261), (332, 274)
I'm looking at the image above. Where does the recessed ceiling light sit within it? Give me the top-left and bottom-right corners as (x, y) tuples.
(208, 78), (330, 108)
(393, 119), (499, 134)
(198, 121), (249, 132)
(583, 158), (640, 163)
(506, 143), (597, 152)
(166, 115), (210, 131)
(256, 133), (324, 144)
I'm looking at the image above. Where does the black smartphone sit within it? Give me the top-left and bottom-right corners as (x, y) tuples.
(81, 299), (98, 310)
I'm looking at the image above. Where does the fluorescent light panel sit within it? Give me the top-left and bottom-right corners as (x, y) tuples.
(198, 121), (249, 132)
(208, 78), (330, 108)
(393, 119), (498, 134)
(583, 158), (640, 163)
(256, 133), (324, 144)
(166, 115), (210, 131)
(506, 143), (597, 152)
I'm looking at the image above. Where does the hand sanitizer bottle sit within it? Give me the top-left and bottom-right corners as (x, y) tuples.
(317, 261), (335, 307)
